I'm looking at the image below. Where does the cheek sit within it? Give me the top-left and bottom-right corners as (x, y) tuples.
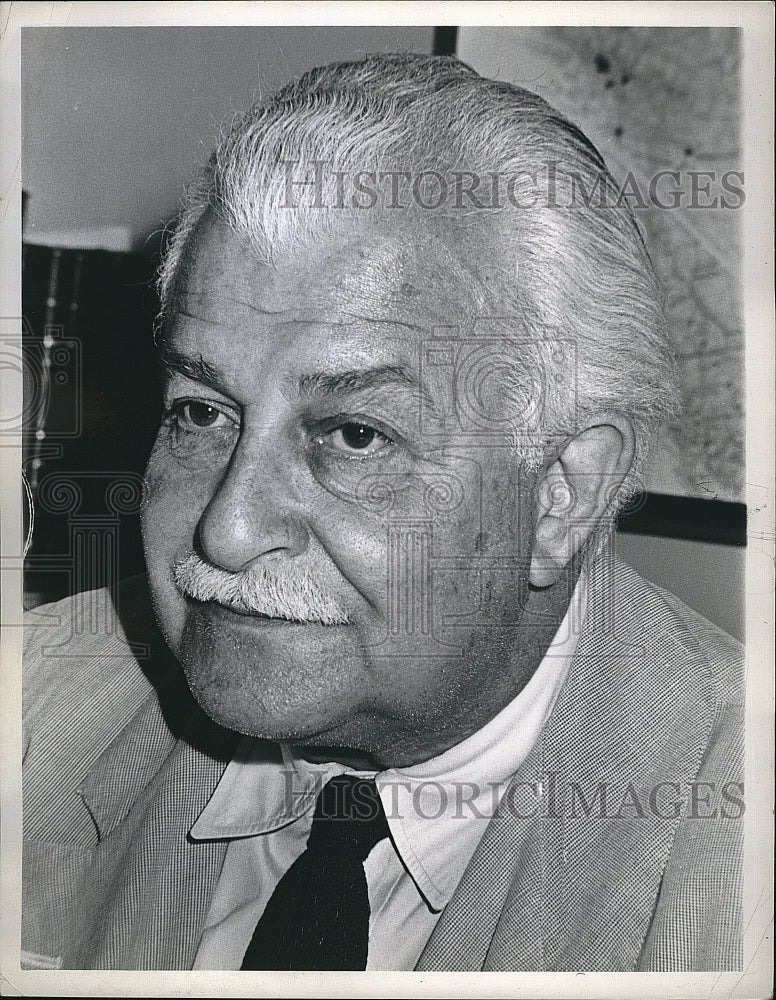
(311, 457), (536, 624)
(141, 438), (223, 645)
(309, 506), (389, 619)
(142, 441), (214, 542)
(429, 459), (535, 625)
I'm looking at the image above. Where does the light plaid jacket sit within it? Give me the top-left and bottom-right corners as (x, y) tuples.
(22, 558), (743, 971)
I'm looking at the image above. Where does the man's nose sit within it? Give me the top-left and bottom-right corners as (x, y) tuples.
(196, 436), (309, 573)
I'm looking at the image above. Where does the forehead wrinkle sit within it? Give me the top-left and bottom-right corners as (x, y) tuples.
(169, 307), (224, 327)
(337, 311), (428, 332)
(270, 314), (427, 333)
(178, 284), (429, 332)
(176, 292), (287, 318)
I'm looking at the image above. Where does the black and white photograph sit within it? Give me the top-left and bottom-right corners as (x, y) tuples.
(1, 3), (773, 995)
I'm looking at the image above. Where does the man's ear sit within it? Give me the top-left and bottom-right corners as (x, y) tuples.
(529, 415), (636, 587)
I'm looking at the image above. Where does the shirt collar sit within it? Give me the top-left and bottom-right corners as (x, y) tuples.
(191, 570), (588, 910)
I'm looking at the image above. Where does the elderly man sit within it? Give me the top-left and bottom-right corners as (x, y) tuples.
(22, 53), (743, 972)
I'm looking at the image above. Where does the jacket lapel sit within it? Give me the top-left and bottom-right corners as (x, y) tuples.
(414, 744), (547, 970)
(417, 558), (715, 971)
(65, 669), (239, 968)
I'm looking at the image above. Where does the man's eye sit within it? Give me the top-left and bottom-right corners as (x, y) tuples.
(322, 422), (394, 455)
(173, 400), (233, 430)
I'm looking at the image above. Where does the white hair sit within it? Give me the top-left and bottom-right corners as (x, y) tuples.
(172, 551), (349, 625)
(158, 53), (678, 514)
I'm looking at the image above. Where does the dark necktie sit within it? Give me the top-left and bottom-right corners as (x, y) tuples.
(241, 773), (390, 971)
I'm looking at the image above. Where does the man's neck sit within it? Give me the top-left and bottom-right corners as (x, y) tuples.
(297, 559), (585, 771)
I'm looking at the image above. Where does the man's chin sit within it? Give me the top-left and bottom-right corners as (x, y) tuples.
(176, 602), (365, 742)
(182, 680), (329, 743)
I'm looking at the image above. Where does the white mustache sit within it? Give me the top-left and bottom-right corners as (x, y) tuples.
(172, 552), (349, 626)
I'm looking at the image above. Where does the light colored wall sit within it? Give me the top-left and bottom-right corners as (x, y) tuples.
(616, 532), (745, 641)
(22, 26), (434, 250)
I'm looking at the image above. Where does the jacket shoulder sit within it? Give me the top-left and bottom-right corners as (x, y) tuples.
(610, 563), (744, 970)
(23, 576), (179, 842)
(612, 559), (743, 706)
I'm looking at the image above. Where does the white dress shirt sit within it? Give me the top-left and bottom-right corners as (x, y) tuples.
(191, 572), (588, 970)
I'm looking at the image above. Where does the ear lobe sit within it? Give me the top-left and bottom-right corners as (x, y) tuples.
(529, 418), (636, 587)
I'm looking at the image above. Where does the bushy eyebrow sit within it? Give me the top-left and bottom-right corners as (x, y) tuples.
(157, 346), (232, 395)
(297, 365), (416, 396)
(295, 365), (439, 419)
